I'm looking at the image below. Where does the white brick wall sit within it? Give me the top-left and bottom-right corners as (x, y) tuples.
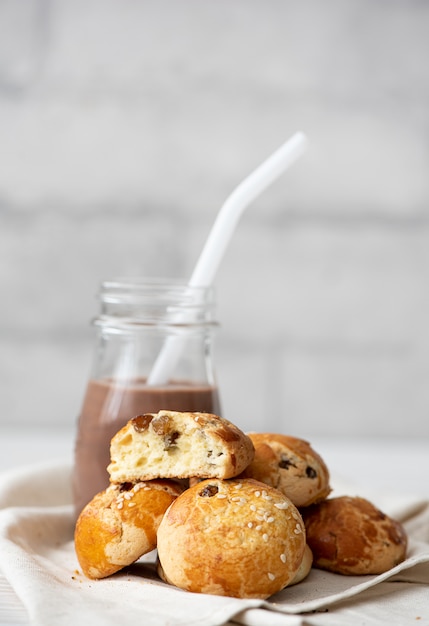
(1, 0), (429, 438)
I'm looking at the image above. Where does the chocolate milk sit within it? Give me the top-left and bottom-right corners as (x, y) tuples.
(72, 378), (220, 514)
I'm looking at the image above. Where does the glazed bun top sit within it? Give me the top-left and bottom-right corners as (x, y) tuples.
(156, 477), (307, 599)
(74, 479), (182, 579)
(241, 432), (331, 507)
(302, 495), (408, 575)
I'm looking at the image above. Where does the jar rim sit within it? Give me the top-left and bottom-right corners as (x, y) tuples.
(96, 277), (217, 325)
(100, 276), (211, 289)
(99, 277), (214, 301)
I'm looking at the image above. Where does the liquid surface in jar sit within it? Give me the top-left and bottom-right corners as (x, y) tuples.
(72, 377), (221, 515)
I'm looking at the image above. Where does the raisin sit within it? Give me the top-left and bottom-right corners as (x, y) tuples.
(306, 466), (317, 479)
(132, 414), (153, 432)
(279, 455), (296, 470)
(199, 484), (219, 497)
(119, 482), (133, 492)
(163, 431), (180, 450)
(152, 414), (170, 436)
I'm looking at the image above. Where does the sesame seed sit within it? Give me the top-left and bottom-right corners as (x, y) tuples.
(250, 504), (257, 511)
(267, 516), (275, 523)
(217, 494), (227, 499)
(231, 496), (241, 502)
(128, 502), (136, 507)
(280, 554), (287, 563)
(262, 533), (269, 542)
(117, 502), (123, 509)
(248, 522), (253, 528)
(256, 514), (265, 521)
(267, 572), (276, 581)
(256, 525), (262, 531)
(255, 491), (261, 497)
(234, 483), (243, 489)
(274, 502), (289, 510)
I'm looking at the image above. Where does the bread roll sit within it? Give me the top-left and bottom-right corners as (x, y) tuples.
(157, 478), (306, 599)
(240, 433), (331, 507)
(74, 480), (182, 579)
(288, 543), (313, 586)
(302, 496), (408, 575)
(107, 411), (254, 484)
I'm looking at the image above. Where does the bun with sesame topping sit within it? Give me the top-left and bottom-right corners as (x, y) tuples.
(74, 479), (183, 579)
(302, 496), (407, 575)
(288, 543), (313, 585)
(107, 411), (255, 484)
(156, 478), (307, 599)
(239, 433), (331, 507)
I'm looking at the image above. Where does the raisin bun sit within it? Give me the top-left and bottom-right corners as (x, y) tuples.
(107, 411), (255, 484)
(156, 478), (306, 599)
(75, 479), (182, 579)
(302, 496), (408, 575)
(240, 433), (331, 507)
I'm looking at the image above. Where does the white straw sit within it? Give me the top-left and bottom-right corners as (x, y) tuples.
(147, 132), (308, 385)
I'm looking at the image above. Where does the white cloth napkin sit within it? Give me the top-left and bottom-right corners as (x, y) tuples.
(0, 462), (428, 626)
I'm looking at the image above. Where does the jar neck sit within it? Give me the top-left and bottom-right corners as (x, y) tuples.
(94, 278), (217, 329)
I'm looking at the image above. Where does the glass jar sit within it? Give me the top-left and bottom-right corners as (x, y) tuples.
(72, 278), (221, 515)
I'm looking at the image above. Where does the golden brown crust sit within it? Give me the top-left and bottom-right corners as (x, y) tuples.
(74, 480), (182, 579)
(240, 433), (331, 507)
(156, 478), (306, 599)
(107, 411), (255, 484)
(302, 496), (408, 575)
(287, 543), (313, 586)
